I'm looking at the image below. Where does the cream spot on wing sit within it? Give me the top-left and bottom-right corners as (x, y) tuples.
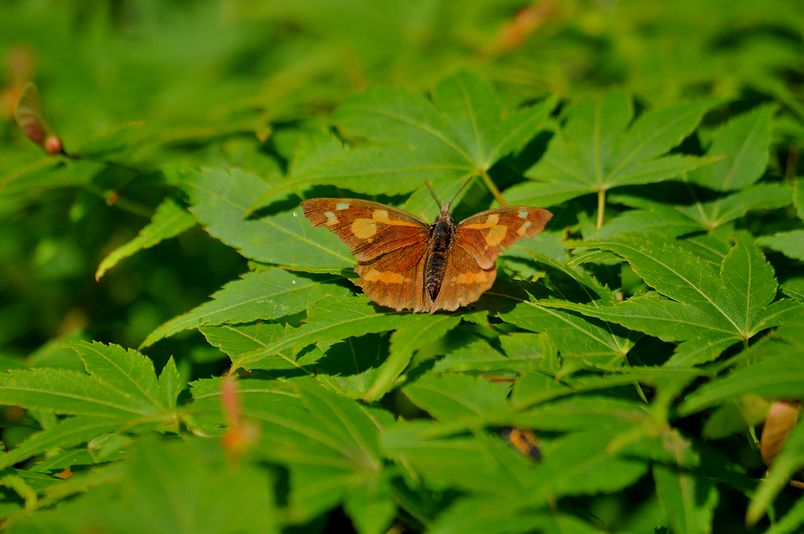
(324, 211), (339, 226)
(455, 271), (491, 285)
(518, 208), (528, 219)
(516, 220), (532, 236)
(485, 224), (507, 246)
(372, 209), (390, 222)
(364, 269), (406, 284)
(351, 218), (377, 238)
(370, 208), (417, 227)
(336, 202), (350, 210)
(463, 213), (501, 230)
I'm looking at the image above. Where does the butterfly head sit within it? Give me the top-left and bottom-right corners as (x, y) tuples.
(435, 204), (455, 224)
(425, 177), (474, 219)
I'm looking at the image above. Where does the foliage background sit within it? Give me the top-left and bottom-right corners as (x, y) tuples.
(0, 0), (802, 532)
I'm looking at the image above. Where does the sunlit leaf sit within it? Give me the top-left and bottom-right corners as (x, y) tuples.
(141, 269), (337, 347)
(687, 105), (774, 191)
(506, 94), (714, 206)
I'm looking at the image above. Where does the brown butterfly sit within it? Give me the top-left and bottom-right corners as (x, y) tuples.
(301, 189), (551, 313)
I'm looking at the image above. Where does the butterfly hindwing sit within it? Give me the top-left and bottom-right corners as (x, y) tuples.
(431, 242), (496, 311)
(302, 198), (429, 262)
(354, 244), (429, 312)
(455, 207), (553, 269)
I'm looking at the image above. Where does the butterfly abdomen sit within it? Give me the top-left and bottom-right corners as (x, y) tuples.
(424, 216), (455, 302)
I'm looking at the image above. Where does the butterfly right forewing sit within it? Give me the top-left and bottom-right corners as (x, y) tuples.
(456, 206), (552, 269)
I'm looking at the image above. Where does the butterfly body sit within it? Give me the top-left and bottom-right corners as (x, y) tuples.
(424, 209), (456, 302)
(302, 198), (551, 313)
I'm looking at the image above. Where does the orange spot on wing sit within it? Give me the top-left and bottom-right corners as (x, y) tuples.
(372, 209), (418, 226)
(454, 271), (492, 285)
(463, 213), (500, 229)
(364, 269), (406, 284)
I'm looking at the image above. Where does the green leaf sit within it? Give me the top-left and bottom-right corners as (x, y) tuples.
(499, 299), (634, 366)
(794, 177), (804, 221)
(654, 464), (718, 534)
(756, 229), (804, 261)
(549, 294), (735, 345)
(343, 477), (395, 534)
(431, 338), (514, 373)
(383, 423), (647, 501)
(512, 396), (651, 432)
(200, 323), (307, 371)
(430, 498), (598, 534)
(764, 496), (804, 534)
(381, 421), (541, 495)
(747, 422), (804, 525)
(95, 198), (196, 281)
(0, 341), (179, 420)
(9, 438), (278, 534)
(194, 379), (389, 523)
(252, 72), (556, 208)
(0, 416), (124, 471)
(598, 205), (702, 239)
(141, 269), (336, 347)
(125, 438), (277, 534)
(312, 334), (387, 398)
(672, 183), (792, 231)
(687, 105), (774, 191)
(783, 278), (804, 301)
(403, 373), (512, 423)
(568, 234), (797, 365)
(0, 158), (100, 213)
(157, 357), (183, 410)
(607, 182), (792, 235)
(364, 314), (461, 401)
(175, 167), (353, 270)
(529, 430), (650, 498)
(507, 93), (713, 206)
(679, 353), (804, 415)
(230, 293), (427, 371)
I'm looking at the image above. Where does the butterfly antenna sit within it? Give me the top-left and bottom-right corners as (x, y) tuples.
(446, 176), (475, 211)
(424, 181), (442, 209)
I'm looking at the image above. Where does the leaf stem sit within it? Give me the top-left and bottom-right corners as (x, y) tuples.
(596, 188), (606, 230)
(480, 169), (508, 206)
(85, 185), (154, 218)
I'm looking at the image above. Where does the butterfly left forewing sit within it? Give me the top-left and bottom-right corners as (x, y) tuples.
(302, 198), (429, 261)
(455, 206), (552, 269)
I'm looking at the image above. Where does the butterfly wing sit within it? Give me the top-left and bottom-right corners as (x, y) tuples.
(429, 242), (496, 312)
(354, 246), (430, 312)
(455, 206), (552, 269)
(303, 198), (431, 311)
(302, 198), (430, 262)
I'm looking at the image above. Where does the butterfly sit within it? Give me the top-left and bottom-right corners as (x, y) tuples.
(301, 191), (551, 313)
(502, 428), (541, 461)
